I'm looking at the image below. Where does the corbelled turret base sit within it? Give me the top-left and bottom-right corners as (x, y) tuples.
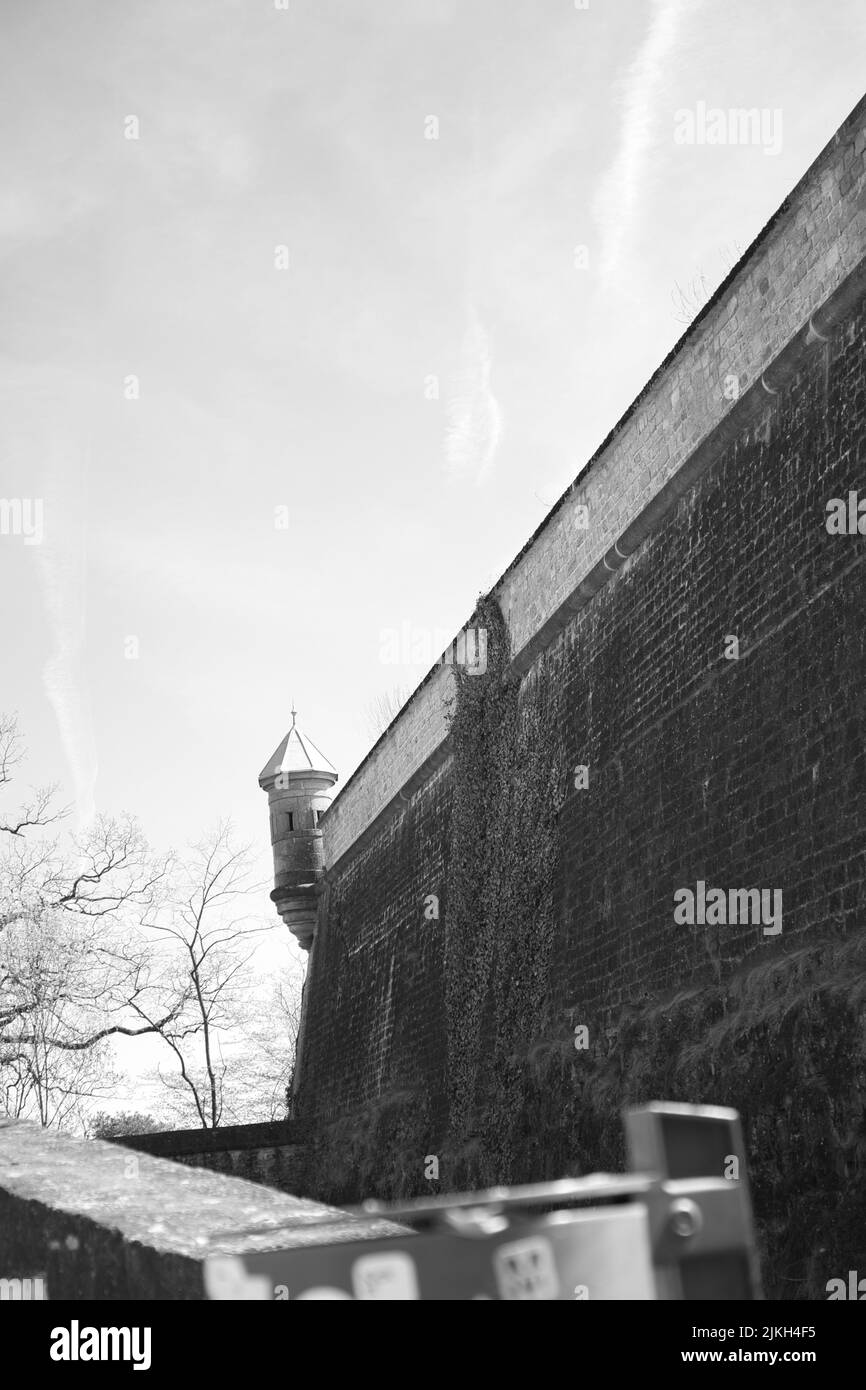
(270, 886), (318, 952)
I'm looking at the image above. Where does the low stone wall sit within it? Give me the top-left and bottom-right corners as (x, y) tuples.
(0, 1118), (394, 1299)
(113, 1119), (311, 1196)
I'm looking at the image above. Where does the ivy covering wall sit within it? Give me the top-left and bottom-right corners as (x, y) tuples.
(443, 594), (566, 1184)
(298, 588), (866, 1299)
(302, 912), (866, 1298)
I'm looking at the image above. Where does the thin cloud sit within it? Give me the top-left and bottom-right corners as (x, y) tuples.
(593, 0), (690, 289)
(33, 439), (98, 831)
(444, 306), (503, 485)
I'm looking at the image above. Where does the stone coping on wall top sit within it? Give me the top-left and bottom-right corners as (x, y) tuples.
(322, 743), (453, 880)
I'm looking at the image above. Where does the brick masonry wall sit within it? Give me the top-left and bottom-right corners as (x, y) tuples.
(283, 97), (866, 1294)
(116, 1121), (310, 1196)
(291, 271), (866, 1295)
(321, 94), (866, 869)
(544, 299), (866, 1022)
(322, 662), (454, 868)
(299, 758), (451, 1126)
(306, 288), (866, 1042)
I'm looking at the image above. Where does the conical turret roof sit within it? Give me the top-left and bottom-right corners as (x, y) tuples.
(258, 709), (337, 786)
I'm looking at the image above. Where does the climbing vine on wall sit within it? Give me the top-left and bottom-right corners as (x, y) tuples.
(444, 594), (566, 1180)
(295, 587), (866, 1295)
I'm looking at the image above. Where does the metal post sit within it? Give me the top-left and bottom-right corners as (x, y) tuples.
(625, 1102), (762, 1299)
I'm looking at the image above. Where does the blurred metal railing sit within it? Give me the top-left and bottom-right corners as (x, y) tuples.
(204, 1102), (760, 1300)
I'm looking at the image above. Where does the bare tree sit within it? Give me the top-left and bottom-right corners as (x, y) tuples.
(2, 1028), (118, 1131)
(226, 969), (304, 1122)
(1, 910), (122, 1128)
(364, 685), (411, 742)
(137, 824), (276, 1128)
(0, 715), (188, 1127)
(671, 243), (744, 326)
(1, 719), (297, 1133)
(88, 1110), (165, 1139)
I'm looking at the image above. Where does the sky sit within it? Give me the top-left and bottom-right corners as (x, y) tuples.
(1, 0), (865, 1000)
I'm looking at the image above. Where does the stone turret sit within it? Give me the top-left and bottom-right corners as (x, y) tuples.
(258, 709), (337, 951)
